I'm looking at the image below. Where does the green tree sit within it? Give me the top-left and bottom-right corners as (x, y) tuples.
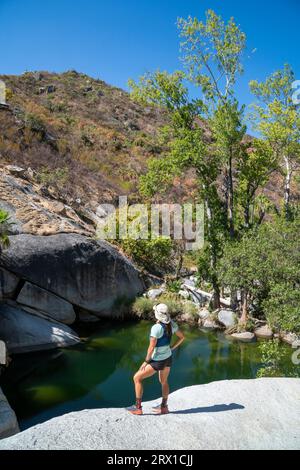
(129, 10), (249, 306)
(179, 10), (247, 238)
(121, 237), (173, 275)
(218, 232), (266, 323)
(257, 339), (285, 378)
(209, 101), (247, 237)
(250, 64), (300, 218)
(263, 283), (300, 333)
(236, 139), (277, 228)
(99, 202), (175, 275)
(130, 72), (223, 305)
(178, 9), (246, 104)
(219, 215), (300, 328)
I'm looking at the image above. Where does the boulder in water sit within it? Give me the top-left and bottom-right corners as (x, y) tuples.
(254, 324), (273, 339)
(0, 304), (80, 353)
(231, 332), (255, 343)
(218, 309), (236, 329)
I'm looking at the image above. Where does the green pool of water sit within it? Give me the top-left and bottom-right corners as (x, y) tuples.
(1, 320), (298, 430)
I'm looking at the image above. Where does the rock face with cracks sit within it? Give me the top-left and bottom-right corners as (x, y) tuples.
(0, 378), (299, 450)
(0, 233), (144, 316)
(17, 282), (76, 325)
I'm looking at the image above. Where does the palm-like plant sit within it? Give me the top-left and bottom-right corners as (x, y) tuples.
(0, 210), (11, 251)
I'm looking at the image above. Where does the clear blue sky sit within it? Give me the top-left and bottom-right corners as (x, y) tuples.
(1, 0), (299, 112)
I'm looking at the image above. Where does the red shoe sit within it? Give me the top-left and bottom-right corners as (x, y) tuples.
(152, 404), (169, 415)
(127, 405), (143, 415)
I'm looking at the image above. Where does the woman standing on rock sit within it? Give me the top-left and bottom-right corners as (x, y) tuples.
(127, 303), (185, 415)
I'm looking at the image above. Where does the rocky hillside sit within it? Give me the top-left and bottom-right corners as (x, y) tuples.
(0, 378), (299, 450)
(0, 70), (168, 211)
(0, 166), (94, 236)
(1, 70), (297, 219)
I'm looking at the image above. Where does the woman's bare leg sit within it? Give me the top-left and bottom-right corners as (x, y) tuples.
(158, 367), (171, 405)
(133, 365), (156, 401)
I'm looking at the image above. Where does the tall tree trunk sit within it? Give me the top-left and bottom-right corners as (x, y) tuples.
(223, 168), (229, 222)
(175, 246), (183, 279)
(228, 152), (235, 239)
(244, 203), (250, 229)
(284, 156), (292, 219)
(211, 281), (221, 310)
(240, 290), (248, 324)
(230, 290), (238, 310)
(223, 165), (235, 237)
(204, 193), (221, 309)
(257, 208), (266, 226)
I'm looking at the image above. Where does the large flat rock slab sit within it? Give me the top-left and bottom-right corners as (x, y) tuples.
(0, 378), (299, 450)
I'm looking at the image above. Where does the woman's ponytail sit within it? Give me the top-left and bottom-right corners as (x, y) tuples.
(166, 322), (172, 339)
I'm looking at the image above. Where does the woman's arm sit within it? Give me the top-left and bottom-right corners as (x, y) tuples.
(140, 337), (157, 371)
(171, 330), (185, 351)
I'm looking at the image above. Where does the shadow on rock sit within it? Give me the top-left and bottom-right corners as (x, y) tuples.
(171, 403), (245, 414)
